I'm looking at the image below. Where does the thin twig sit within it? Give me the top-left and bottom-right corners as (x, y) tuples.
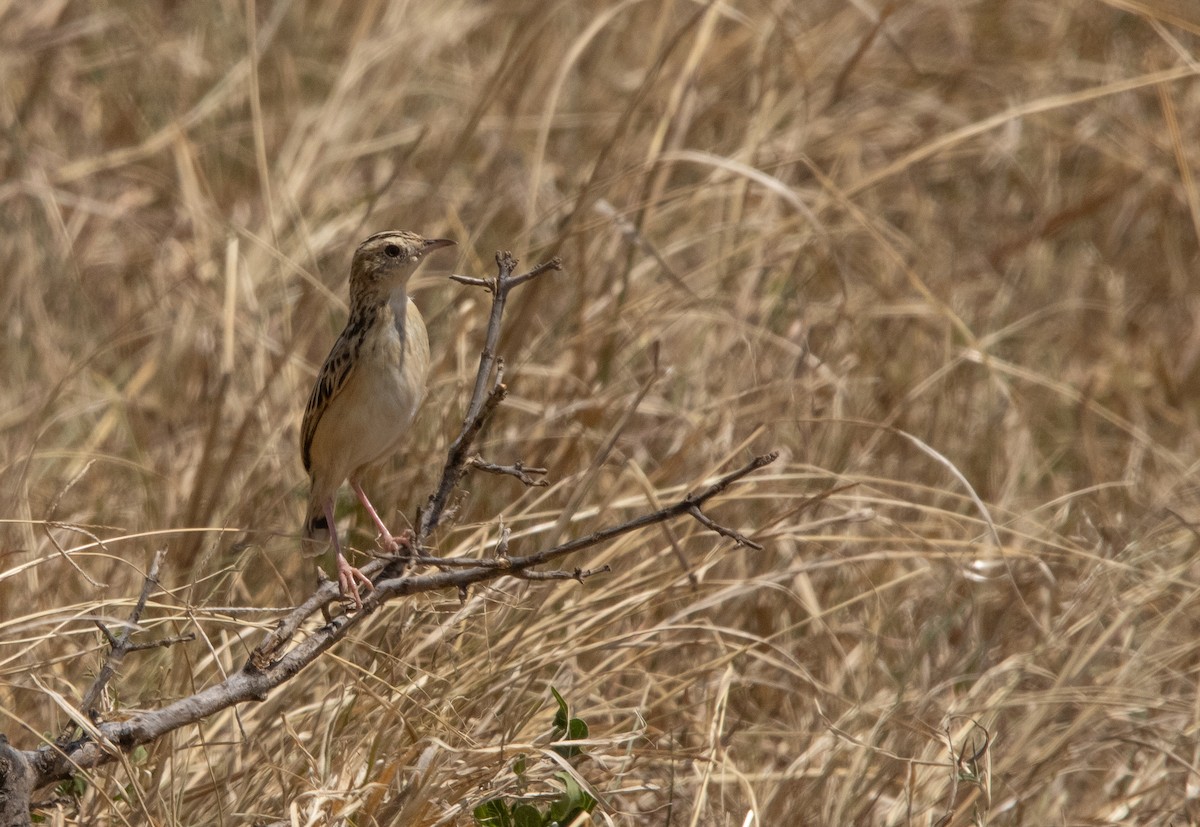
(418, 252), (560, 539)
(42, 521), (108, 587)
(471, 456), (550, 487)
(418, 383), (508, 540)
(493, 521), (512, 559)
(686, 504), (763, 550)
(506, 257), (563, 289)
(491, 452), (778, 573)
(123, 634), (196, 652)
(545, 359), (660, 548)
(93, 622), (119, 649)
(448, 274), (492, 289)
(465, 253), (561, 427)
(411, 554), (512, 569)
(513, 565), (611, 582)
(77, 549), (167, 719)
(368, 452), (779, 604)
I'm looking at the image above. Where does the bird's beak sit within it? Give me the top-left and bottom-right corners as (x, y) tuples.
(421, 238), (456, 255)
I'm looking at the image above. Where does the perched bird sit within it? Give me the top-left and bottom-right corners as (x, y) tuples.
(301, 230), (455, 607)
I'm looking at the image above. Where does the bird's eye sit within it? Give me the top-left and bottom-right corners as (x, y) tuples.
(384, 244), (401, 257)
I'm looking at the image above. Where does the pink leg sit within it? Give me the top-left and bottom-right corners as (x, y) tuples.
(324, 499), (373, 609)
(350, 479), (413, 554)
(350, 480), (396, 544)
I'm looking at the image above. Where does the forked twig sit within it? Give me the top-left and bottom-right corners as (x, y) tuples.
(76, 549), (194, 720)
(419, 252), (561, 539)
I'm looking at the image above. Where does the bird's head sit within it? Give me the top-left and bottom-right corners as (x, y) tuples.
(349, 230), (456, 296)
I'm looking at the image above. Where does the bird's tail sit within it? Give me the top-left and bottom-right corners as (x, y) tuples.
(302, 498), (331, 557)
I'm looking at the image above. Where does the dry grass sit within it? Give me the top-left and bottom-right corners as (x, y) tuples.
(3, 0), (1200, 824)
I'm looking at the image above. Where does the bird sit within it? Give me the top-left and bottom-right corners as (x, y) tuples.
(300, 230), (455, 607)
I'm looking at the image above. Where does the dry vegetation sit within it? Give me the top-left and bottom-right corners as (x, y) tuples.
(3, 0), (1200, 824)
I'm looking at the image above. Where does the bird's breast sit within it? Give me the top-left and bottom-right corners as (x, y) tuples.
(306, 297), (431, 484)
(358, 299), (430, 425)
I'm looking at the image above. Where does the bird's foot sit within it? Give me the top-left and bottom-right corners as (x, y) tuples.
(376, 529), (418, 580)
(336, 553), (374, 610)
(379, 528), (417, 557)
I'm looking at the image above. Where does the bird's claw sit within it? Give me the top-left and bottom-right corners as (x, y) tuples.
(336, 554), (374, 610)
(379, 529), (417, 557)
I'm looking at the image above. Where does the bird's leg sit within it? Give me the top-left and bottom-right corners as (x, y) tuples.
(350, 479), (415, 556)
(324, 499), (373, 609)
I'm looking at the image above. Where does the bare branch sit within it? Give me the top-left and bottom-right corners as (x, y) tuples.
(93, 621), (119, 648)
(448, 274), (492, 290)
(417, 251), (560, 540)
(470, 456), (550, 487)
(16, 451), (777, 797)
(513, 565), (611, 582)
(78, 549), (167, 717)
(123, 633), (196, 653)
(686, 504), (763, 550)
(89, 622), (195, 655)
(462, 252), (562, 427)
(0, 735), (34, 827)
(418, 382), (508, 541)
(505, 256), (564, 289)
(374, 452), (780, 602)
(249, 579), (343, 668)
(410, 554), (511, 569)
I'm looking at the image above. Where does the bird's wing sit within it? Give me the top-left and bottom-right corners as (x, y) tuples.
(301, 321), (364, 474)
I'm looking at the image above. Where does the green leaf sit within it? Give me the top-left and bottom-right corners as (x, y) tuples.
(550, 686), (570, 732)
(568, 717), (588, 741)
(553, 716), (588, 759)
(553, 742), (579, 759)
(473, 798), (512, 827)
(511, 753), (527, 776)
(56, 774), (88, 799)
(547, 771), (596, 822)
(511, 803), (543, 827)
(549, 688), (589, 758)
